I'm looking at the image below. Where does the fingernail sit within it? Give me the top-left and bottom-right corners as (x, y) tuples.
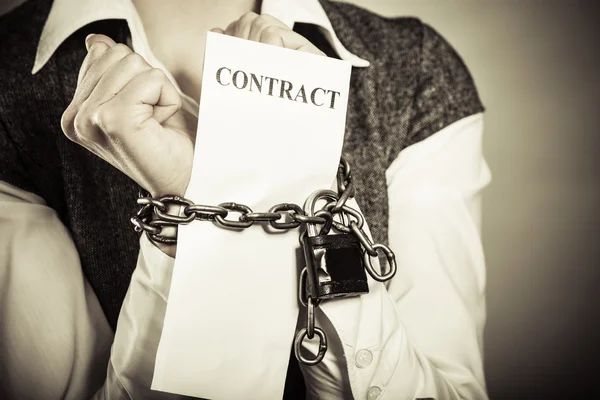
(85, 34), (95, 51)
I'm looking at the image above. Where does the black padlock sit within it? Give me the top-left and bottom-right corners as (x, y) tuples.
(301, 189), (369, 300)
(302, 232), (369, 300)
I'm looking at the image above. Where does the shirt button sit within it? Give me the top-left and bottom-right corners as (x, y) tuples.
(367, 386), (382, 400)
(355, 349), (373, 368)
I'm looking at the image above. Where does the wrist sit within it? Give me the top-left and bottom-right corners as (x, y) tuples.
(131, 192), (193, 258)
(151, 203), (181, 258)
(154, 241), (177, 258)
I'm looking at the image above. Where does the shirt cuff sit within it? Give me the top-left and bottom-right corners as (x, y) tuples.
(106, 235), (177, 399)
(138, 234), (177, 301)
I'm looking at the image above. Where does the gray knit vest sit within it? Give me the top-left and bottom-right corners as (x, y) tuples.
(0, 0), (483, 397)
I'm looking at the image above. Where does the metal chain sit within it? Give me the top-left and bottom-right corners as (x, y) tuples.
(130, 195), (334, 240)
(292, 165), (396, 365)
(130, 158), (396, 366)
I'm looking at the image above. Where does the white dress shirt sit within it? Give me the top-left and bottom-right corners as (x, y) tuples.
(0, 0), (491, 399)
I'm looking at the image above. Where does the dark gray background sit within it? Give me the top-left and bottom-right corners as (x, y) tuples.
(2, 0), (599, 398)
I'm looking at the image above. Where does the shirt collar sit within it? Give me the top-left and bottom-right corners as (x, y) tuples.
(32, 0), (370, 74)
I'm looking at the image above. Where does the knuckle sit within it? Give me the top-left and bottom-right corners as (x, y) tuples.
(92, 105), (114, 135)
(239, 11), (257, 24)
(122, 52), (147, 69)
(261, 25), (281, 37)
(225, 19), (237, 33)
(111, 43), (132, 56)
(72, 111), (89, 141)
(147, 67), (167, 81)
(255, 14), (278, 28)
(60, 106), (77, 140)
(88, 41), (109, 53)
(254, 14), (269, 23)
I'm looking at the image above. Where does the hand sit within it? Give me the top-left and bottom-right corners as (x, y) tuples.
(61, 34), (197, 198)
(211, 12), (325, 56)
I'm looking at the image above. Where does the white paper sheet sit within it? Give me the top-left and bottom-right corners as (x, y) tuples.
(152, 32), (352, 400)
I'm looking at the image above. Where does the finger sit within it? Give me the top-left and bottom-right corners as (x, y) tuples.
(224, 20), (238, 36)
(261, 27), (325, 56)
(85, 52), (153, 107)
(74, 43), (133, 105)
(78, 34), (119, 85)
(296, 42), (326, 56)
(85, 33), (117, 50)
(104, 68), (182, 128)
(66, 40), (112, 140)
(210, 27), (225, 34)
(225, 12), (258, 39)
(77, 41), (110, 86)
(248, 14), (289, 43)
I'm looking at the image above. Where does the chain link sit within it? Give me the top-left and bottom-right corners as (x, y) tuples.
(306, 296), (316, 339)
(155, 195), (196, 224)
(294, 327), (327, 366)
(214, 202), (254, 228)
(337, 157), (353, 197)
(363, 243), (398, 282)
(184, 204), (228, 220)
(349, 220), (378, 257)
(268, 203), (303, 230)
(240, 212), (282, 222)
(131, 158), (397, 366)
(324, 201), (364, 234)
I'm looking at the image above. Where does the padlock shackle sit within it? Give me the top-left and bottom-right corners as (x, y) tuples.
(303, 189), (338, 237)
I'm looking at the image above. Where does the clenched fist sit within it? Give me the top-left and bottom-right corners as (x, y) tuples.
(61, 34), (197, 198)
(61, 13), (324, 201)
